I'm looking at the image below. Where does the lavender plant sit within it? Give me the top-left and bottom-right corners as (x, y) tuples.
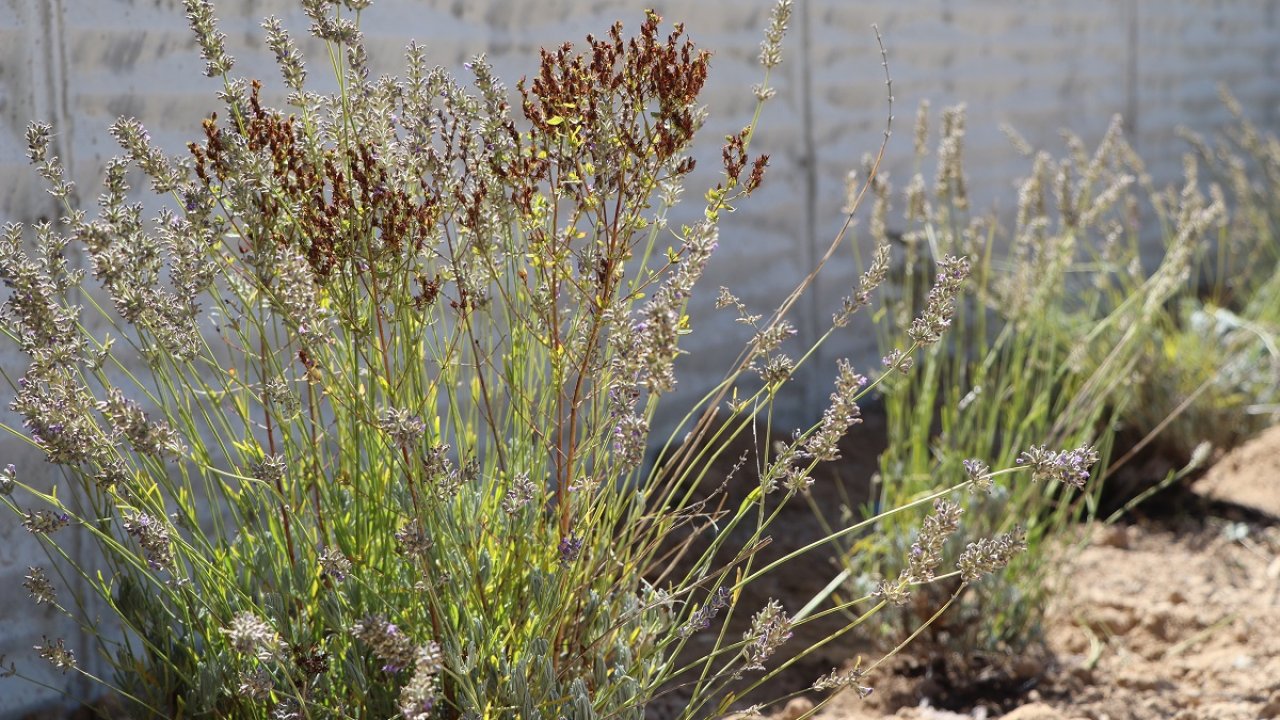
(817, 101), (1236, 667)
(1118, 90), (1280, 463)
(0, 2), (1098, 717)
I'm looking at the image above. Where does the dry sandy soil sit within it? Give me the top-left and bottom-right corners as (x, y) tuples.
(786, 424), (1280, 720)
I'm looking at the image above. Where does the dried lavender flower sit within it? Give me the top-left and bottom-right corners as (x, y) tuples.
(760, 442), (806, 494)
(679, 586), (732, 638)
(501, 472), (538, 515)
(612, 414), (650, 472)
(238, 667), (274, 701)
(873, 577), (910, 607)
(34, 636), (76, 673)
(907, 254), (970, 346)
(399, 642), (442, 720)
(715, 286), (745, 313)
(378, 407), (426, 449)
(813, 662), (872, 698)
(302, 0), (360, 44)
(223, 612), (282, 661)
(23, 567), (56, 605)
(0, 464), (14, 496)
(1016, 152), (1051, 232)
(782, 462), (814, 494)
(98, 389), (188, 459)
(25, 123), (52, 164)
(904, 172), (927, 224)
(882, 348), (913, 374)
(759, 0), (794, 69)
(842, 169), (861, 215)
(183, 0), (234, 76)
(319, 546), (352, 583)
(1, 222), (86, 363)
(835, 241), (892, 327)
(1054, 158), (1078, 228)
(109, 118), (179, 192)
(759, 354), (794, 386)
(803, 360), (866, 462)
(394, 520), (433, 559)
(956, 527), (1028, 582)
(123, 512), (174, 570)
(1016, 444), (1100, 489)
(263, 16), (307, 91)
(351, 615), (416, 674)
(934, 104), (969, 210)
(742, 599), (792, 671)
(618, 221), (719, 393)
(873, 500), (964, 606)
(269, 246), (331, 348)
(750, 320), (796, 358)
(963, 458), (992, 494)
(272, 699), (300, 720)
(263, 377), (301, 420)
(12, 370), (101, 466)
(22, 509), (70, 535)
(905, 498), (962, 583)
(1078, 173), (1136, 228)
(913, 99), (931, 160)
(422, 445), (462, 499)
(251, 454), (287, 485)
(559, 533), (583, 567)
(869, 176), (891, 243)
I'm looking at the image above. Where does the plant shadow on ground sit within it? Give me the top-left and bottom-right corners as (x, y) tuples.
(643, 405), (889, 718)
(650, 399), (1092, 718)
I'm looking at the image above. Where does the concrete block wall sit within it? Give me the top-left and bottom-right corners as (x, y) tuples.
(1, 0), (1277, 715)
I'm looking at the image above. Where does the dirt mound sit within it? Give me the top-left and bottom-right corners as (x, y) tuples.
(1195, 423), (1280, 518)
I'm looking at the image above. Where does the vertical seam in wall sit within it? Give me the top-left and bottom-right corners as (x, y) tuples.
(36, 0), (74, 184)
(47, 0), (90, 705)
(1125, 0), (1138, 139)
(799, 0), (820, 413)
(54, 0), (73, 185)
(1267, 1), (1278, 130)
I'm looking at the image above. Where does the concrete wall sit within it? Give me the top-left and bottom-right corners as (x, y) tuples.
(1, 0), (1277, 715)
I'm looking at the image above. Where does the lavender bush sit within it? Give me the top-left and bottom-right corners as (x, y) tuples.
(1121, 91), (1280, 463)
(0, 2), (1097, 717)
(819, 93), (1275, 675)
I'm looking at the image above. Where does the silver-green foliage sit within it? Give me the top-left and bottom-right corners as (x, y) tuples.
(0, 2), (1098, 717)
